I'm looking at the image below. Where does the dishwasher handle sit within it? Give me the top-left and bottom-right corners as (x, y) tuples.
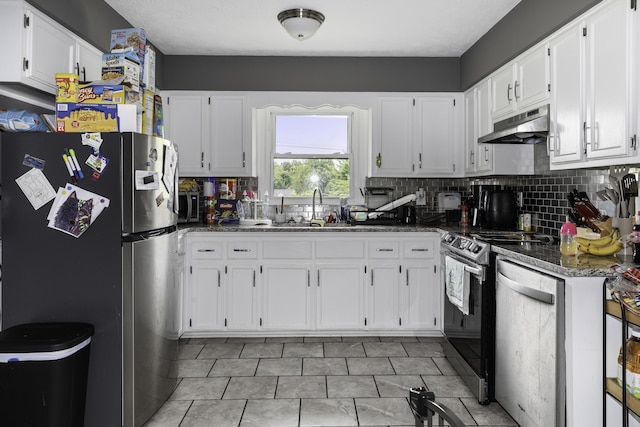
(497, 271), (555, 305)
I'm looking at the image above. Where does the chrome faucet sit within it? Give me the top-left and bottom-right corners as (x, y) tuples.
(312, 187), (323, 220)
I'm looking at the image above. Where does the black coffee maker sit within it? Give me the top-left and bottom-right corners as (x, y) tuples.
(471, 184), (500, 228)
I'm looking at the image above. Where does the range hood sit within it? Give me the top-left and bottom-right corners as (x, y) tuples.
(478, 104), (549, 144)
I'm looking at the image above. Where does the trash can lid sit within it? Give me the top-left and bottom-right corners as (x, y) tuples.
(0, 322), (94, 353)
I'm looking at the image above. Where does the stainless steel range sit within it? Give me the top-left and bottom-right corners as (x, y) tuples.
(440, 232), (495, 404)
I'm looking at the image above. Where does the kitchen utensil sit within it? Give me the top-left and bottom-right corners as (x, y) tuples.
(596, 190), (609, 201)
(368, 194), (417, 219)
(437, 192), (462, 211)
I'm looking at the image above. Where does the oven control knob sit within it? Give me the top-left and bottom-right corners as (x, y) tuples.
(469, 244), (482, 253)
(443, 233), (455, 243)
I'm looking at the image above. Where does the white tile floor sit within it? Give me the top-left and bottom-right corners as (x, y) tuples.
(144, 336), (518, 427)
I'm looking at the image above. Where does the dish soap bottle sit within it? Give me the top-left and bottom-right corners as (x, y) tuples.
(559, 215), (577, 256)
(633, 212), (640, 263)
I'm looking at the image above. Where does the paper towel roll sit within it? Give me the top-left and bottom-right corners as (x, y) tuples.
(203, 181), (214, 197)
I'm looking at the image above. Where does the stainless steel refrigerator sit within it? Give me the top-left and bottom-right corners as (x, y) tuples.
(0, 132), (180, 426)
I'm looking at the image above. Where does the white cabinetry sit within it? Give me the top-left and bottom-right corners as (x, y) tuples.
(464, 79), (535, 176)
(74, 38), (104, 82)
(185, 239), (224, 331)
(261, 240), (313, 330)
(372, 94), (462, 177)
(0, 1), (104, 96)
(183, 232), (441, 336)
(491, 44), (550, 121)
(549, 0), (636, 169)
(367, 240), (400, 330)
(401, 240), (440, 330)
(164, 92), (253, 177)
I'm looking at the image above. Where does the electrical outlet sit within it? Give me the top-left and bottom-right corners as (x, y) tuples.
(517, 192), (524, 208)
(416, 188), (426, 206)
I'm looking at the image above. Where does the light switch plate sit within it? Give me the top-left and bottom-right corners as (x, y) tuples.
(416, 189), (426, 206)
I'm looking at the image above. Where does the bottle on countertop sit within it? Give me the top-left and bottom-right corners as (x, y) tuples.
(633, 211), (640, 263)
(618, 327), (640, 398)
(559, 215), (577, 256)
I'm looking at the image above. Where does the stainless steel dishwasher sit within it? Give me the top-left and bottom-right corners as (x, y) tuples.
(495, 257), (565, 427)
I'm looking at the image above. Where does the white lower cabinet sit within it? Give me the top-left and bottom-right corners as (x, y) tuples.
(183, 232), (441, 335)
(187, 260), (223, 331)
(261, 263), (312, 330)
(316, 262), (365, 330)
(225, 264), (258, 330)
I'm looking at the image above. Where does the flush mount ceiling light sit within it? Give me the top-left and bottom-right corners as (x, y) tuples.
(277, 8), (325, 41)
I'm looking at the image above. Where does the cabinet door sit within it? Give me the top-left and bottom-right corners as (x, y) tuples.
(476, 80), (494, 173)
(187, 261), (222, 330)
(492, 65), (517, 120)
(549, 23), (585, 165)
(372, 97), (414, 176)
(24, 7), (75, 94)
(262, 263), (312, 330)
(515, 44), (550, 111)
(316, 263), (364, 330)
(415, 96), (457, 175)
(75, 39), (103, 82)
(210, 96), (252, 176)
(225, 264), (258, 330)
(368, 262), (399, 329)
(464, 89), (477, 173)
(403, 261), (439, 330)
(165, 95), (209, 176)
(584, 0), (632, 159)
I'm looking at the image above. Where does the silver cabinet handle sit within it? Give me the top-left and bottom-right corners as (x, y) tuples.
(317, 270), (320, 287)
(201, 152), (204, 168)
(371, 269), (374, 286)
(514, 80), (520, 100)
(233, 248), (251, 252)
(469, 149), (475, 166)
(507, 83), (512, 102)
(376, 248), (394, 252)
(197, 249), (216, 252)
(411, 248), (429, 252)
(307, 270), (310, 287)
(484, 146), (489, 162)
(406, 269), (409, 286)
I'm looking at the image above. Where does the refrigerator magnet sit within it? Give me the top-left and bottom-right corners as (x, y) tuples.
(15, 167), (56, 210)
(135, 170), (159, 190)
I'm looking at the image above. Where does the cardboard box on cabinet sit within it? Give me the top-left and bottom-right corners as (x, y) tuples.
(109, 28), (146, 80)
(101, 51), (140, 93)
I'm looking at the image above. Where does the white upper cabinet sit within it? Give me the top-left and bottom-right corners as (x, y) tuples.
(549, 0), (636, 169)
(0, 1), (104, 95)
(372, 94), (462, 177)
(164, 92), (254, 177)
(372, 97), (414, 176)
(584, 0), (634, 160)
(492, 44), (550, 121)
(165, 94), (210, 175)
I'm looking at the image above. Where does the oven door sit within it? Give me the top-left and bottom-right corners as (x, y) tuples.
(441, 249), (495, 404)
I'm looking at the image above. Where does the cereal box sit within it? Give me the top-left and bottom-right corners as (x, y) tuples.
(141, 89), (154, 135)
(143, 45), (156, 92)
(101, 51), (140, 92)
(77, 79), (139, 105)
(152, 94), (163, 137)
(55, 103), (119, 133)
(110, 28), (146, 80)
(55, 73), (80, 103)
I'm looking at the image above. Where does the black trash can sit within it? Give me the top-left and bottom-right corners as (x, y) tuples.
(0, 322), (94, 427)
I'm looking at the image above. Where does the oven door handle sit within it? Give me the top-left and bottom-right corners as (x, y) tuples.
(463, 264), (483, 277)
(443, 252), (485, 282)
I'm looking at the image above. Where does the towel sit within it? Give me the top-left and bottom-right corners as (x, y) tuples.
(445, 256), (470, 315)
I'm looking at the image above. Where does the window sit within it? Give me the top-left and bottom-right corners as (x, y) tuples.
(255, 102), (371, 203)
(274, 115), (350, 197)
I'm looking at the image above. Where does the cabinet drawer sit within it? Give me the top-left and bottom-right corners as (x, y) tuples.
(263, 240), (312, 259)
(190, 241), (223, 259)
(227, 241), (258, 259)
(368, 240), (400, 258)
(403, 240), (435, 259)
(316, 240), (365, 259)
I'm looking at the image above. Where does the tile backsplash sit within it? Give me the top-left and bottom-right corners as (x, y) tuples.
(184, 145), (636, 237)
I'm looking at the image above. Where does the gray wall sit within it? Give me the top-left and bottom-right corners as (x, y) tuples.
(19, 0), (601, 93)
(162, 56), (460, 92)
(461, 0), (601, 89)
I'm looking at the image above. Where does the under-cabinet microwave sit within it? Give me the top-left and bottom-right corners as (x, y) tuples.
(178, 191), (200, 223)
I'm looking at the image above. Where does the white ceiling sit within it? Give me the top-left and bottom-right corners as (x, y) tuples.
(103, 0), (521, 57)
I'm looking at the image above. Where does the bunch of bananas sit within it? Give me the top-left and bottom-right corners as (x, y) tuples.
(576, 229), (622, 256)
